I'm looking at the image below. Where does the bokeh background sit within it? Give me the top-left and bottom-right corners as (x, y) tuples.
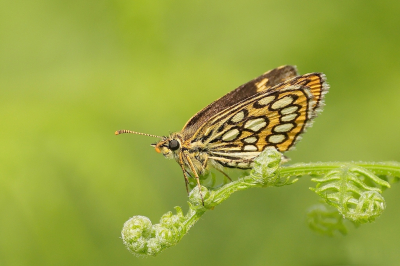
(1, 1), (400, 265)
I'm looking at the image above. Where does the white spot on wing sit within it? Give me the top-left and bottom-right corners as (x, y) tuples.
(281, 106), (298, 115)
(212, 151), (259, 158)
(244, 118), (267, 132)
(244, 136), (257, 143)
(227, 161), (237, 167)
(274, 123), (294, 133)
(231, 111), (245, 123)
(281, 113), (298, 122)
(237, 162), (250, 168)
(244, 145), (258, 151)
(271, 96), (294, 110)
(203, 126), (213, 136)
(268, 134), (286, 144)
(222, 128), (240, 141)
(257, 96), (275, 106)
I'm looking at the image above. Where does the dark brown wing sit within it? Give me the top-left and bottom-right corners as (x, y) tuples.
(182, 65), (298, 139)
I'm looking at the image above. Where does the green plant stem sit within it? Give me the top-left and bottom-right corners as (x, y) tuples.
(121, 148), (400, 257)
(280, 161), (400, 182)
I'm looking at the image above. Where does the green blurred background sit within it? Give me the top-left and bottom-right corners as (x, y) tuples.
(1, 1), (400, 265)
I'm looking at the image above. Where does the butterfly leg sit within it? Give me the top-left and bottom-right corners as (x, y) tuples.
(182, 151), (205, 205)
(178, 153), (191, 195)
(182, 171), (190, 195)
(215, 167), (233, 182)
(184, 169), (193, 178)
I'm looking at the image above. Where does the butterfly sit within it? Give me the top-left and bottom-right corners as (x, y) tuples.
(116, 65), (329, 204)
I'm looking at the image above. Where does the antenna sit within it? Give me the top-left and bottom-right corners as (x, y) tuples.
(115, 129), (163, 139)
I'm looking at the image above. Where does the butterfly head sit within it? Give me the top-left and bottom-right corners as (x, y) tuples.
(151, 133), (182, 159)
(115, 129), (182, 159)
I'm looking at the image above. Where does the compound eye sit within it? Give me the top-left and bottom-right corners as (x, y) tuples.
(168, 139), (180, 150)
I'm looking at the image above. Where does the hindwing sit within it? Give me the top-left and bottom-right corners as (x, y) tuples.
(269, 72), (327, 111)
(186, 73), (328, 169)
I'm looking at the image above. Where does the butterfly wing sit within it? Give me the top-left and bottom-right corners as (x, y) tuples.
(269, 73), (328, 112)
(186, 73), (328, 169)
(181, 65), (298, 139)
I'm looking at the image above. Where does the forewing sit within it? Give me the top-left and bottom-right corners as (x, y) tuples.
(187, 75), (328, 169)
(181, 65), (298, 139)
